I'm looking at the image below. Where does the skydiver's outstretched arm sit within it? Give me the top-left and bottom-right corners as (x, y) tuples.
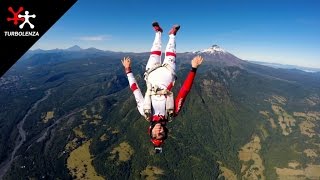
(121, 57), (145, 116)
(174, 55), (204, 116)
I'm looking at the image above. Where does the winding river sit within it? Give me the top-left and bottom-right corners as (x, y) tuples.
(0, 89), (52, 179)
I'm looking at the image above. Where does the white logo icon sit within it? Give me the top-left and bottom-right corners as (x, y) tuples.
(18, 11), (36, 29)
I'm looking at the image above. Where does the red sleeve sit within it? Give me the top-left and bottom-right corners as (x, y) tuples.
(174, 68), (197, 116)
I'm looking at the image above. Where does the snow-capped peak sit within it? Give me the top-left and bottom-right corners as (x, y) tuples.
(202, 45), (225, 53)
(192, 45), (227, 54)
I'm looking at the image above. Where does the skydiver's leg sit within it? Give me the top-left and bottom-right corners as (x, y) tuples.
(162, 25), (180, 118)
(163, 25), (180, 73)
(146, 22), (163, 71)
(144, 22), (163, 120)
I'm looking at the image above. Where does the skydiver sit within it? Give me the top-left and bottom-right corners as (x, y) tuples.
(121, 21), (203, 153)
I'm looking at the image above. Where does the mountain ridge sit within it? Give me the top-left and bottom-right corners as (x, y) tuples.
(29, 44), (320, 72)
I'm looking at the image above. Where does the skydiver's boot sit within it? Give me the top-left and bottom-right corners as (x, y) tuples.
(152, 22), (163, 33)
(168, 24), (180, 36)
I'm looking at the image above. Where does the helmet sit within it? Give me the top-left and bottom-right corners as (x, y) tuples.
(151, 139), (164, 153)
(151, 138), (164, 147)
(148, 122), (168, 147)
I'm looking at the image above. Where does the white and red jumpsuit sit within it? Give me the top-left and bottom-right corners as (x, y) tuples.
(125, 30), (198, 121)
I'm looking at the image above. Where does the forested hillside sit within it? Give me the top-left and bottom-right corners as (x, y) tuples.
(0, 48), (319, 179)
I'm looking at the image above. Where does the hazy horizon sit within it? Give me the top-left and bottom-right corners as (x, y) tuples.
(30, 0), (320, 69)
(29, 44), (320, 70)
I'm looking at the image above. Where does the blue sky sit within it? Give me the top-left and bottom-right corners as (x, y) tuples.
(31, 0), (320, 68)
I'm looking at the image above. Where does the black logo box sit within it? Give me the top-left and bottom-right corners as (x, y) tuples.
(0, 0), (78, 78)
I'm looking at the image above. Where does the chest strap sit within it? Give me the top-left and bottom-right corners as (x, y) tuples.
(143, 64), (175, 121)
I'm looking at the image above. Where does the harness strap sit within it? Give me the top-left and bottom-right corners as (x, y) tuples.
(144, 63), (162, 82)
(150, 84), (172, 95)
(162, 63), (177, 80)
(143, 64), (176, 121)
(144, 63), (177, 82)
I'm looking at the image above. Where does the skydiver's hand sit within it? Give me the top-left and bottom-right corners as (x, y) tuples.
(191, 55), (204, 68)
(121, 57), (132, 73)
(121, 57), (131, 68)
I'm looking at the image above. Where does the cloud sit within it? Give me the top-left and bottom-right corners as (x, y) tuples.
(77, 35), (111, 41)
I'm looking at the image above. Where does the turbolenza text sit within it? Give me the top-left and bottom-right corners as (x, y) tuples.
(4, 31), (39, 36)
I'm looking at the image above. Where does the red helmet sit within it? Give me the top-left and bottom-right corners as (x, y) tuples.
(150, 138), (164, 147)
(148, 122), (168, 147)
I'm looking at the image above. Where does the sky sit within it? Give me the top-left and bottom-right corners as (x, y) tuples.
(31, 0), (320, 68)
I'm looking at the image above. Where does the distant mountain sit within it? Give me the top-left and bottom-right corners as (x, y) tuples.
(17, 46), (127, 68)
(28, 45), (108, 54)
(194, 44), (227, 54)
(66, 45), (82, 51)
(28, 45), (131, 54)
(1, 45), (319, 179)
(184, 45), (245, 67)
(248, 60), (320, 72)
(27, 45), (320, 73)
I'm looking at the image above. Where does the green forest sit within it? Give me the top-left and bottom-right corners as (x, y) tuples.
(0, 50), (320, 179)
